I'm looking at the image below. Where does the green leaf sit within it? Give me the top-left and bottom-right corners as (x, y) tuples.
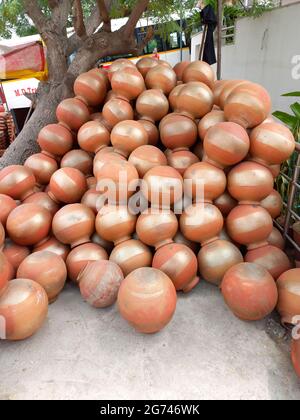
(282, 92), (300, 97)
(272, 111), (297, 129)
(290, 102), (300, 119)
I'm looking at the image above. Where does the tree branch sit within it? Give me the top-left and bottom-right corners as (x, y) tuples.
(124, 0), (150, 37)
(22, 0), (49, 35)
(73, 0), (86, 38)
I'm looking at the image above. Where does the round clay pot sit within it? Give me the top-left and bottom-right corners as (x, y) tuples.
(0, 222), (4, 249)
(93, 150), (125, 179)
(74, 72), (107, 106)
(276, 268), (300, 326)
(37, 123), (73, 158)
(0, 278), (48, 340)
(107, 58), (136, 81)
(145, 65), (177, 95)
(52, 204), (95, 248)
(260, 189), (283, 219)
(81, 189), (101, 214)
(56, 98), (90, 131)
(136, 209), (178, 249)
(193, 142), (204, 160)
(213, 79), (228, 107)
(0, 165), (36, 201)
(117, 267), (177, 334)
(3, 239), (30, 276)
(160, 113), (198, 151)
(221, 262), (278, 321)
(226, 204), (273, 249)
(169, 84), (185, 110)
(79, 260), (124, 308)
(136, 57), (159, 78)
(182, 60), (215, 88)
(167, 150), (199, 176)
(95, 204), (137, 245)
(136, 89), (169, 123)
(23, 192), (60, 217)
(176, 82), (214, 119)
(153, 242), (199, 292)
(128, 145), (167, 178)
(60, 150), (93, 176)
(291, 338), (300, 377)
(24, 153), (58, 186)
(180, 203), (224, 245)
(66, 243), (108, 283)
(102, 98), (134, 129)
(250, 122), (295, 165)
(224, 82), (272, 128)
(48, 167), (87, 204)
(34, 236), (70, 261)
(198, 239), (243, 286)
(173, 61), (190, 81)
(214, 191), (237, 217)
(17, 251), (67, 303)
(77, 121), (110, 154)
(0, 194), (17, 227)
(203, 122), (250, 168)
(6, 203), (52, 246)
(218, 80), (247, 109)
(86, 176), (97, 189)
(111, 67), (145, 102)
(227, 161), (274, 204)
(88, 67), (109, 89)
(111, 120), (148, 158)
(91, 232), (114, 254)
(184, 161), (226, 203)
(269, 164), (281, 179)
(110, 239), (152, 276)
(267, 227), (284, 250)
(198, 110), (226, 141)
(245, 245), (291, 280)
(142, 165), (183, 209)
(0, 252), (12, 297)
(138, 119), (159, 146)
(173, 230), (199, 253)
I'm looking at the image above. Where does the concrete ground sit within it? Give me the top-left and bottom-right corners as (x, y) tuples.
(0, 281), (299, 400)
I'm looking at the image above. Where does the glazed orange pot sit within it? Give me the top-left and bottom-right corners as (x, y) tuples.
(128, 145), (167, 178)
(37, 123), (73, 158)
(291, 338), (300, 377)
(221, 262), (278, 321)
(160, 114), (198, 151)
(118, 267), (177, 334)
(34, 236), (70, 261)
(3, 239), (30, 276)
(173, 61), (190, 81)
(52, 204), (95, 248)
(218, 80), (247, 109)
(0, 165), (36, 201)
(17, 251), (67, 303)
(136, 57), (159, 78)
(145, 65), (177, 95)
(136, 89), (169, 123)
(60, 149), (93, 176)
(48, 167), (87, 204)
(24, 153), (58, 186)
(81, 189), (101, 214)
(0, 252), (12, 297)
(198, 110), (226, 141)
(107, 58), (136, 81)
(66, 242), (108, 283)
(260, 189), (283, 219)
(111, 120), (148, 158)
(74, 71), (107, 106)
(56, 97), (90, 131)
(0, 278), (48, 340)
(214, 191), (237, 217)
(102, 98), (134, 129)
(138, 119), (159, 146)
(111, 67), (145, 102)
(212, 79), (228, 107)
(110, 239), (152, 277)
(176, 82), (214, 120)
(79, 260), (124, 308)
(267, 227), (284, 250)
(182, 60), (215, 88)
(77, 121), (110, 154)
(169, 84), (185, 110)
(93, 150), (125, 179)
(0, 194), (16, 227)
(245, 245), (291, 280)
(276, 268), (300, 326)
(153, 242), (199, 293)
(23, 192), (60, 217)
(167, 150), (199, 176)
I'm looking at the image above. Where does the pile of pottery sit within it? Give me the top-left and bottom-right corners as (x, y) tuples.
(0, 58), (299, 377)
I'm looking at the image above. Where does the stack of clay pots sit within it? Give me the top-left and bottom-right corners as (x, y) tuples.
(0, 58), (299, 378)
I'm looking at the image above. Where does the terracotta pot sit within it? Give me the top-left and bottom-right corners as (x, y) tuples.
(17, 251), (67, 303)
(226, 204), (273, 249)
(0, 278), (48, 340)
(37, 123), (73, 158)
(88, 67), (110, 89)
(93, 150), (125, 179)
(128, 145), (167, 178)
(224, 82), (272, 128)
(173, 61), (190, 81)
(48, 167), (87, 204)
(184, 161), (226, 203)
(169, 84), (185, 110)
(167, 150), (199, 175)
(6, 203), (52, 246)
(212, 80), (228, 107)
(86, 176), (97, 189)
(227, 161), (274, 204)
(0, 165), (36, 201)
(102, 98), (134, 129)
(66, 242), (108, 283)
(81, 189), (101, 214)
(269, 164), (281, 179)
(276, 268), (300, 326)
(95, 204), (136, 245)
(23, 192), (60, 217)
(60, 150), (93, 177)
(198, 239), (243, 286)
(34, 236), (70, 261)
(198, 110), (226, 141)
(250, 122), (295, 165)
(96, 160), (139, 204)
(193, 142), (204, 160)
(173, 230), (199, 253)
(3, 239), (30, 275)
(203, 122), (250, 168)
(56, 98), (90, 131)
(153, 242), (199, 292)
(74, 72), (107, 106)
(214, 191), (237, 217)
(176, 82), (214, 119)
(136, 209), (178, 249)
(110, 239), (152, 277)
(260, 189), (283, 219)
(111, 120), (148, 158)
(52, 204), (95, 248)
(79, 260), (124, 308)
(0, 222), (4, 249)
(142, 165), (183, 209)
(291, 338), (300, 377)
(160, 114), (198, 151)
(137, 119), (159, 146)
(182, 60), (215, 88)
(218, 80), (247, 109)
(267, 227), (284, 250)
(118, 267), (177, 334)
(180, 203), (224, 245)
(104, 90), (118, 103)
(0, 194), (16, 227)
(77, 121), (110, 154)
(0, 252), (12, 297)
(221, 262), (278, 321)
(136, 89), (169, 123)
(91, 232), (114, 254)
(107, 58), (136, 81)
(145, 65), (177, 95)
(24, 153), (58, 186)
(136, 57), (159, 78)
(111, 67), (145, 102)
